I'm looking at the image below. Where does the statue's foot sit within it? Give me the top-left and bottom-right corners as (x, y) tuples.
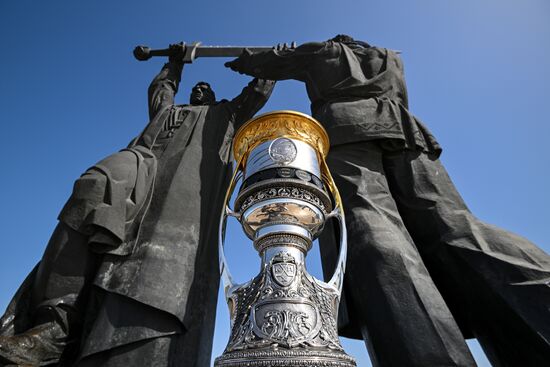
(0, 323), (67, 366)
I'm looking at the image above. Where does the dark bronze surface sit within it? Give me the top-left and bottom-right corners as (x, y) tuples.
(0, 50), (274, 366)
(226, 35), (550, 366)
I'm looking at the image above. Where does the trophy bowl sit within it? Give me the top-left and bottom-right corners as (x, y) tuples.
(233, 111), (332, 244)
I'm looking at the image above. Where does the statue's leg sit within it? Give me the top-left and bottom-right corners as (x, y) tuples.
(384, 149), (550, 366)
(0, 149), (148, 366)
(321, 142), (475, 367)
(74, 291), (211, 367)
(0, 222), (99, 366)
(32, 223), (99, 311)
(76, 335), (190, 367)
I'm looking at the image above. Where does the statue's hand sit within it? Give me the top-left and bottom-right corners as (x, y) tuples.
(274, 43), (293, 52)
(168, 42), (186, 63)
(225, 57), (245, 73)
(255, 78), (276, 90)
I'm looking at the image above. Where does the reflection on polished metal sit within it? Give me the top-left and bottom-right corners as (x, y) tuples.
(215, 111), (356, 367)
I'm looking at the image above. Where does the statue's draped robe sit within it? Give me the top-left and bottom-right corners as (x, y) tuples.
(227, 41), (550, 366)
(75, 66), (272, 366)
(0, 61), (273, 367)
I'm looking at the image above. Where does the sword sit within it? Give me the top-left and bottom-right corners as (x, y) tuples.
(133, 42), (296, 63)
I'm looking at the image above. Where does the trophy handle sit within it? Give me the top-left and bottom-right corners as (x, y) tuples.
(218, 158), (245, 299)
(320, 157), (348, 296)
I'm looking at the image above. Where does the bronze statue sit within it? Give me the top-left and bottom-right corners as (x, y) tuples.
(226, 34), (550, 366)
(0, 44), (274, 366)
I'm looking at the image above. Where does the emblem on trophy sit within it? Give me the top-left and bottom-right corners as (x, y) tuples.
(215, 111), (356, 367)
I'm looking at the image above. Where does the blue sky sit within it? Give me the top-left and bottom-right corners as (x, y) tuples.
(1, 1), (549, 366)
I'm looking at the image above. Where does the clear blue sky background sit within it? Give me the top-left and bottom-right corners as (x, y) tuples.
(1, 1), (549, 366)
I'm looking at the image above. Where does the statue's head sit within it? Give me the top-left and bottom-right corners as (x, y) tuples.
(190, 81), (216, 105)
(329, 34), (370, 48)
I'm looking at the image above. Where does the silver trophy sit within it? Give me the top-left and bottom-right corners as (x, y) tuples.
(215, 111), (355, 367)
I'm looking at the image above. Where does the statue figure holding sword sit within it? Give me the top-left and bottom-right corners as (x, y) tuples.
(0, 43), (274, 367)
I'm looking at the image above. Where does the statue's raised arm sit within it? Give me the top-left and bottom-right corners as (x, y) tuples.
(148, 43), (186, 119)
(229, 77), (275, 129)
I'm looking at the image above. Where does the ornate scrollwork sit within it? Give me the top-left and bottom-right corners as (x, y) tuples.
(215, 349), (356, 367)
(260, 309), (311, 339)
(239, 186), (326, 212)
(223, 251), (344, 356)
(254, 234), (311, 253)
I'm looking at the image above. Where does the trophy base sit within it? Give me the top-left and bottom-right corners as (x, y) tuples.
(214, 348), (356, 367)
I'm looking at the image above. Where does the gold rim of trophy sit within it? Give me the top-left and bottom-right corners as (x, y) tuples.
(227, 110), (343, 217)
(232, 110), (330, 165)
